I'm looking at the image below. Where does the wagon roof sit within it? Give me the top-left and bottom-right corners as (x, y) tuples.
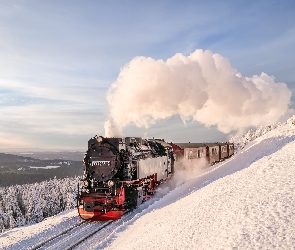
(172, 143), (206, 149)
(204, 143), (221, 147)
(216, 142), (228, 146)
(205, 142), (233, 146)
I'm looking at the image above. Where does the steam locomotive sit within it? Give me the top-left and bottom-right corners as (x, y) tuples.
(77, 135), (234, 221)
(77, 136), (174, 221)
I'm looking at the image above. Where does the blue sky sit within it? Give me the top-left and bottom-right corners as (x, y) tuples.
(0, 0), (295, 151)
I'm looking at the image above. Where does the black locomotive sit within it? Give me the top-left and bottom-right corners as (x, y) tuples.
(77, 136), (174, 221)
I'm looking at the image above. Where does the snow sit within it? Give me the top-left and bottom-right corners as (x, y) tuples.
(1, 117), (295, 249)
(29, 166), (60, 169)
(0, 210), (81, 249)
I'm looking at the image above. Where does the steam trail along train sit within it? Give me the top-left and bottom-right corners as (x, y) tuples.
(77, 136), (234, 221)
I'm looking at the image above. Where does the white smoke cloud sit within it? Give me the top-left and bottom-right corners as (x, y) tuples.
(104, 120), (123, 138)
(171, 158), (208, 187)
(105, 49), (292, 136)
(132, 158), (208, 213)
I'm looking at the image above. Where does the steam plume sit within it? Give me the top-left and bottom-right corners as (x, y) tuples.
(105, 49), (292, 137)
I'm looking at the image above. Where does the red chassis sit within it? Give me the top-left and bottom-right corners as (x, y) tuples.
(78, 174), (159, 221)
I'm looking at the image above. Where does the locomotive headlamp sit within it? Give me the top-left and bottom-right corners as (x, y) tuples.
(107, 180), (114, 187)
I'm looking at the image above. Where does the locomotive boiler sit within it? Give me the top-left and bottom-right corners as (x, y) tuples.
(77, 136), (174, 221)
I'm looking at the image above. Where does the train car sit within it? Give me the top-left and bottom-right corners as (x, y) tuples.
(219, 143), (229, 160)
(169, 142), (207, 163)
(77, 136), (174, 221)
(206, 142), (235, 164)
(204, 143), (220, 165)
(170, 142), (234, 166)
(228, 142), (234, 158)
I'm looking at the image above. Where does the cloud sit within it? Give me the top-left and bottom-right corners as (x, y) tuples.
(0, 102), (106, 150)
(105, 49), (293, 137)
(0, 130), (31, 149)
(0, 103), (101, 133)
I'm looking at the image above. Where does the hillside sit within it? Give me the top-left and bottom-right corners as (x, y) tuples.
(1, 116), (295, 249)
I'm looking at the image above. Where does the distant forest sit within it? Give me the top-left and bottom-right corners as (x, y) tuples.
(0, 152), (84, 187)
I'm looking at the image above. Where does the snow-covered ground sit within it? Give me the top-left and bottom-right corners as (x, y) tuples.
(1, 117), (295, 249)
(29, 166), (60, 169)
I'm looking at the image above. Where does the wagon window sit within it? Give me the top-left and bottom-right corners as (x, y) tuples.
(212, 148), (218, 155)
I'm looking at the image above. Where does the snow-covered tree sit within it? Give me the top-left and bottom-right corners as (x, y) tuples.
(230, 120), (284, 150)
(0, 176), (80, 232)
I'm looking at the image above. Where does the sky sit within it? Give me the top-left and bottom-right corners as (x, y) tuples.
(0, 0), (295, 151)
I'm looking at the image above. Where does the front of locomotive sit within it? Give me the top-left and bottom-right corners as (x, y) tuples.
(78, 136), (125, 221)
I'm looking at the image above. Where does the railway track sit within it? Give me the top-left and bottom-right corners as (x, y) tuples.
(29, 210), (131, 250)
(28, 220), (109, 250)
(73, 210), (136, 250)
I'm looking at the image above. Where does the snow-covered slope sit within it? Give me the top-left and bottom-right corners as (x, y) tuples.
(101, 117), (295, 249)
(1, 116), (295, 250)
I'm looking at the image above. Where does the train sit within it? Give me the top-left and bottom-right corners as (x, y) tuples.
(77, 136), (234, 221)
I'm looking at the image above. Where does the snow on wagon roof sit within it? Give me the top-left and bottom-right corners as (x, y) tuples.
(172, 142), (206, 149)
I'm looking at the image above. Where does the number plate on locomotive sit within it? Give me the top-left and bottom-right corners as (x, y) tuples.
(91, 161), (111, 166)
